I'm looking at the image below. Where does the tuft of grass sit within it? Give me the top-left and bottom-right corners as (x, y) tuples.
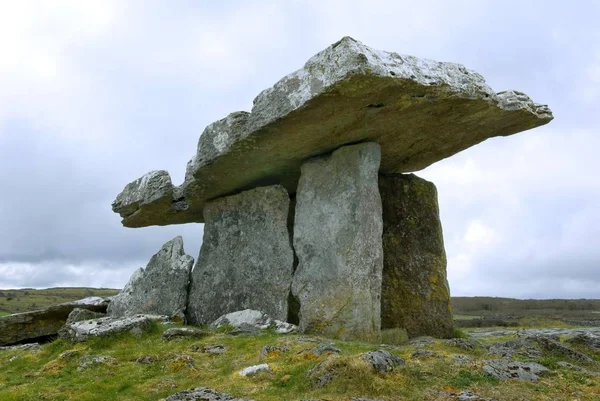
(449, 370), (500, 387)
(451, 328), (470, 339)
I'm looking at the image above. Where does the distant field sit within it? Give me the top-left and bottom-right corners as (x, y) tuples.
(452, 296), (600, 328)
(0, 287), (120, 315)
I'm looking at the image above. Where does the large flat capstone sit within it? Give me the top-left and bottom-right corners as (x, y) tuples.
(291, 142), (383, 342)
(107, 236), (194, 321)
(379, 174), (453, 338)
(186, 185), (294, 325)
(112, 36), (552, 227)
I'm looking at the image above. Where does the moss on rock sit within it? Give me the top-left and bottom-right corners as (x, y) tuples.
(379, 173), (454, 339)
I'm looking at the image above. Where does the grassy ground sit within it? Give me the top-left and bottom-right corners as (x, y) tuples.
(0, 288), (119, 315)
(1, 323), (599, 401)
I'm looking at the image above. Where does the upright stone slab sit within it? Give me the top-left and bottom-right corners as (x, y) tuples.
(107, 236), (194, 322)
(292, 142), (383, 342)
(379, 174), (453, 338)
(186, 185), (294, 325)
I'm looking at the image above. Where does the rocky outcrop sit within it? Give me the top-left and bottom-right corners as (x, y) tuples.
(165, 387), (253, 401)
(0, 297), (108, 346)
(186, 186), (294, 325)
(108, 236), (194, 322)
(379, 173), (453, 338)
(292, 143), (383, 342)
(482, 360), (550, 382)
(112, 36), (552, 228)
(59, 314), (167, 342)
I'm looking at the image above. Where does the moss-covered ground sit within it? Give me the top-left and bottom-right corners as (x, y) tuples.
(1, 322), (599, 401)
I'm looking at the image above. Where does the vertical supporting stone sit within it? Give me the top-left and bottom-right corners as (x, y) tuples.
(186, 185), (294, 325)
(292, 142), (383, 342)
(379, 173), (453, 338)
(107, 236), (194, 322)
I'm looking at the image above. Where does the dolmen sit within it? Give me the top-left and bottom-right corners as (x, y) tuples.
(112, 37), (552, 342)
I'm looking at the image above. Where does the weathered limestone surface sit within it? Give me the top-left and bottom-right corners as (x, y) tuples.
(186, 185), (294, 325)
(107, 236), (194, 321)
(292, 142), (383, 342)
(112, 36), (553, 227)
(59, 314), (167, 342)
(380, 174), (453, 338)
(0, 297), (108, 346)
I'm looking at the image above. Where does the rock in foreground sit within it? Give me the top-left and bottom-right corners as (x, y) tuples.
(108, 236), (194, 321)
(59, 314), (167, 342)
(0, 297), (108, 346)
(112, 36), (552, 227)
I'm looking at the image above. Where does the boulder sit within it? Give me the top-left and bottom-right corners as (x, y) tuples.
(112, 36), (552, 228)
(292, 142), (383, 342)
(238, 363), (272, 377)
(161, 327), (208, 341)
(210, 309), (298, 334)
(0, 297), (108, 346)
(107, 236), (194, 322)
(64, 308), (106, 325)
(186, 186), (294, 325)
(362, 350), (405, 374)
(59, 314), (167, 342)
(379, 173), (453, 338)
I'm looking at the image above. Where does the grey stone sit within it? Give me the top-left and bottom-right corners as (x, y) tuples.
(292, 142), (383, 342)
(451, 355), (473, 365)
(59, 314), (167, 342)
(260, 345), (290, 360)
(0, 297), (108, 346)
(411, 350), (434, 359)
(0, 343), (41, 352)
(530, 335), (593, 363)
(112, 37), (552, 228)
(198, 344), (227, 355)
(557, 361), (600, 376)
(162, 327), (208, 341)
(482, 360), (550, 382)
(135, 355), (157, 364)
(227, 324), (262, 336)
(445, 338), (480, 350)
(78, 355), (116, 370)
(186, 186), (294, 325)
(64, 308), (106, 325)
(362, 350), (405, 374)
(566, 332), (600, 351)
(239, 363), (272, 377)
(210, 309), (273, 330)
(165, 387), (253, 401)
(107, 236), (194, 322)
(380, 173), (453, 339)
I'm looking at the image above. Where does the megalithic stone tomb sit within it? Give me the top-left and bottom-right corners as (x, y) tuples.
(112, 37), (552, 341)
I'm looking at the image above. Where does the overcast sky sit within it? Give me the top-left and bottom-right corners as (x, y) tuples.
(0, 1), (598, 299)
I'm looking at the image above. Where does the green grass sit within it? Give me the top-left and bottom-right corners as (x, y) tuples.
(0, 311), (11, 317)
(0, 287), (119, 314)
(1, 322), (599, 401)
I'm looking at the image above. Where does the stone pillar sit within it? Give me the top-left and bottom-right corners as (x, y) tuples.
(292, 142), (383, 342)
(186, 185), (294, 325)
(379, 173), (453, 338)
(107, 236), (194, 322)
